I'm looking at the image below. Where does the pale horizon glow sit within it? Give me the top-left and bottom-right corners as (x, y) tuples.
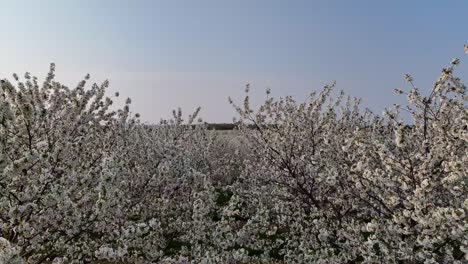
(1, 0), (467, 123)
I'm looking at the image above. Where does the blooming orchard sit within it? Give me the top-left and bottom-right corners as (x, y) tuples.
(0, 50), (467, 263)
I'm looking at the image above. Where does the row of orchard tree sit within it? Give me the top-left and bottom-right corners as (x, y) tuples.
(0, 51), (467, 263)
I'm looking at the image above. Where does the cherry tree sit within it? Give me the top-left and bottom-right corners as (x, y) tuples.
(226, 55), (467, 263)
(0, 64), (132, 262)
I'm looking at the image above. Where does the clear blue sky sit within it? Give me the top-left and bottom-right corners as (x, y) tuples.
(1, 0), (466, 122)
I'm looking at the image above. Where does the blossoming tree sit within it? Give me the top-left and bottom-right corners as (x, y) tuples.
(0, 48), (466, 263)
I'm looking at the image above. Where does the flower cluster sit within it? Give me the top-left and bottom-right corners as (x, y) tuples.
(0, 237), (23, 264)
